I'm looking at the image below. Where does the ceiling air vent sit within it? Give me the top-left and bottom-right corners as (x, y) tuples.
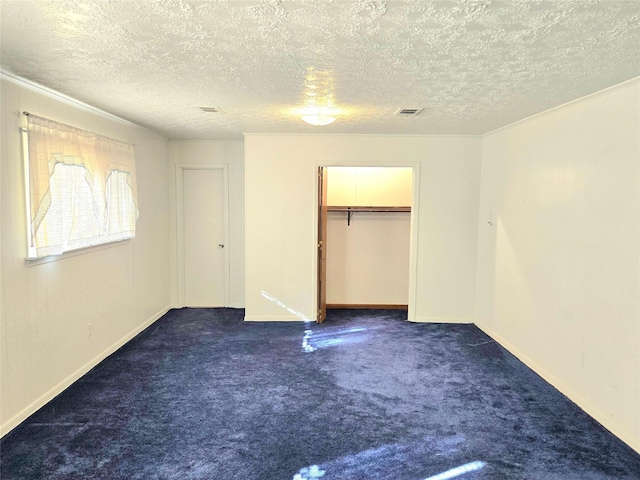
(393, 107), (423, 116)
(199, 107), (224, 113)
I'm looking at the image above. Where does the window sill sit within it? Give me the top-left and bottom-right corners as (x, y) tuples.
(25, 238), (132, 267)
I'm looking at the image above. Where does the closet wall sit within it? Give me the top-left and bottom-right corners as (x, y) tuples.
(326, 167), (411, 307)
(244, 134), (481, 323)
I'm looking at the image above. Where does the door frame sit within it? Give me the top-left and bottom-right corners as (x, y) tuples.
(315, 162), (421, 321)
(176, 163), (230, 308)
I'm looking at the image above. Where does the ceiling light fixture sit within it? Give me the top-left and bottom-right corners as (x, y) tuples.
(300, 105), (337, 126)
(301, 114), (336, 126)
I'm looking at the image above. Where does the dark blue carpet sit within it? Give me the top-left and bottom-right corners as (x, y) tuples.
(1, 308), (639, 479)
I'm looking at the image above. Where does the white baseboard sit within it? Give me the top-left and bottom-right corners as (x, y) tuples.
(244, 315), (474, 323)
(475, 320), (640, 455)
(411, 316), (474, 324)
(169, 304), (245, 310)
(0, 305), (171, 438)
(243, 315), (306, 322)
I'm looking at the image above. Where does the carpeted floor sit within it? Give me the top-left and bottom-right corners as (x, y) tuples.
(1, 308), (639, 479)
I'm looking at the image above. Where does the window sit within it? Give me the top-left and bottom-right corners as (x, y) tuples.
(23, 114), (138, 259)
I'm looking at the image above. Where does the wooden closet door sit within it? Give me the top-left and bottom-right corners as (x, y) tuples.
(317, 166), (328, 323)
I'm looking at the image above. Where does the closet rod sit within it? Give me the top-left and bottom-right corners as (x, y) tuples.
(327, 206), (411, 226)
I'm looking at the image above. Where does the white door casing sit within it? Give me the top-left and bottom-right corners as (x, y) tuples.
(315, 162), (420, 321)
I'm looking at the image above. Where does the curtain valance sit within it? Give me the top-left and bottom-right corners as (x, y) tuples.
(27, 114), (138, 238)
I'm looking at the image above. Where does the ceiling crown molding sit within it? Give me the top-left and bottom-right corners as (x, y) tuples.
(484, 76), (640, 137)
(0, 68), (138, 128)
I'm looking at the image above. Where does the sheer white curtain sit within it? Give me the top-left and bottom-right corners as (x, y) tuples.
(26, 114), (138, 258)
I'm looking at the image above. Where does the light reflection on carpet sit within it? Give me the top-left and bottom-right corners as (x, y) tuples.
(292, 435), (483, 480)
(293, 464), (326, 480)
(423, 461), (486, 480)
(306, 325), (372, 350)
(259, 291), (375, 353)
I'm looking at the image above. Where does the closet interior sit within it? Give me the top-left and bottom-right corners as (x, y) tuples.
(325, 166), (412, 309)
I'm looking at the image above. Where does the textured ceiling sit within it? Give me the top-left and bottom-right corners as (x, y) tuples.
(1, 0), (639, 139)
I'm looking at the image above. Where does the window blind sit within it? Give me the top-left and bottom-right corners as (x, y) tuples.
(25, 113), (138, 258)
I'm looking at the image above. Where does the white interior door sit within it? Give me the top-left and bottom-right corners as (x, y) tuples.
(182, 167), (227, 307)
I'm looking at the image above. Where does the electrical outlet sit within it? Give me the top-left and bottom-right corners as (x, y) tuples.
(88, 323), (93, 338)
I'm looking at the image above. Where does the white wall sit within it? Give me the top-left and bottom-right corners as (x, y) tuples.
(244, 134), (482, 322)
(327, 166), (413, 206)
(0, 78), (171, 435)
(476, 79), (640, 452)
(169, 140), (245, 308)
(327, 212), (410, 305)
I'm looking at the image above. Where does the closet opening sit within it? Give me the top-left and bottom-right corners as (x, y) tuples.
(317, 166), (414, 323)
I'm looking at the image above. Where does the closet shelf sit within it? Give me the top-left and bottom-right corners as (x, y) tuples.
(327, 206), (411, 225)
